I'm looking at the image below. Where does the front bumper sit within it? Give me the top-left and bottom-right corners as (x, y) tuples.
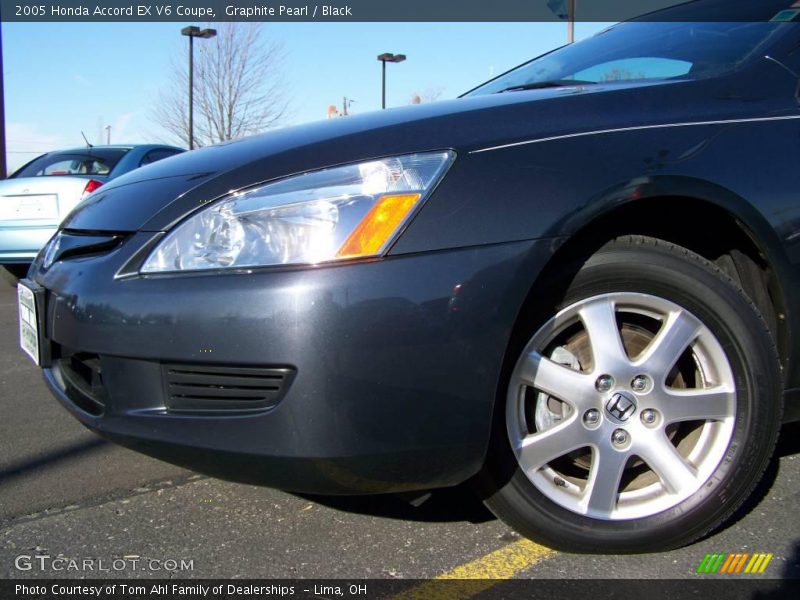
(31, 233), (555, 494)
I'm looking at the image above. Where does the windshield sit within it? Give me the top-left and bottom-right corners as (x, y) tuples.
(11, 148), (129, 178)
(465, 22), (786, 96)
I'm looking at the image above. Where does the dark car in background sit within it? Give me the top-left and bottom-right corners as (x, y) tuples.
(19, 0), (800, 552)
(1, 144), (184, 278)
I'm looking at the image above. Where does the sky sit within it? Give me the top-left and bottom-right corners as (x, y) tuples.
(1, 21), (610, 172)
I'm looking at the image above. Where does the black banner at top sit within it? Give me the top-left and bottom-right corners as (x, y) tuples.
(2, 0), (800, 22)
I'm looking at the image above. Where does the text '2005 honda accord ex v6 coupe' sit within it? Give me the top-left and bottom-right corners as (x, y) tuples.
(19, 1), (800, 553)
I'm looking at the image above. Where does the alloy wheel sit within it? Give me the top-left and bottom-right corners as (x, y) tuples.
(506, 292), (736, 521)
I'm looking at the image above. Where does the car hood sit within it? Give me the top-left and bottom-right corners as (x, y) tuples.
(61, 79), (711, 232)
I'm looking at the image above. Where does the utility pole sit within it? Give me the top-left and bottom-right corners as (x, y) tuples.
(550, 0), (576, 44)
(105, 125), (111, 145)
(568, 0), (576, 44)
(342, 97), (355, 116)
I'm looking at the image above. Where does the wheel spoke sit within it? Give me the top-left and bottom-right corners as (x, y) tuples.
(517, 351), (592, 406)
(638, 435), (698, 494)
(638, 309), (701, 376)
(660, 387), (735, 423)
(516, 418), (587, 473)
(583, 446), (628, 515)
(578, 299), (628, 372)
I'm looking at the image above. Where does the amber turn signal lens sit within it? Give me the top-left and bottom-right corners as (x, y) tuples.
(336, 193), (422, 259)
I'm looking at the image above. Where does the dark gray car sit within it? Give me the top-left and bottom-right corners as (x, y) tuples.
(18, 2), (800, 552)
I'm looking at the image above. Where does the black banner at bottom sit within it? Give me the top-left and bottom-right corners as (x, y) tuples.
(2, 579), (799, 600)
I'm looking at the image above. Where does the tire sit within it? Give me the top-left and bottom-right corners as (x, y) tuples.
(478, 235), (782, 553)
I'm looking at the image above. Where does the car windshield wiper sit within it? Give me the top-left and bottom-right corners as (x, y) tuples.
(498, 79), (597, 93)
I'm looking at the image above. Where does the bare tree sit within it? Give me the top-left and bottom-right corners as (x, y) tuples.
(153, 23), (289, 148)
(410, 86), (445, 105)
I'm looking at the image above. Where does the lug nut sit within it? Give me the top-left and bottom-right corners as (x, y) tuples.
(612, 429), (629, 446)
(631, 374), (651, 393)
(595, 374), (615, 393)
(640, 409), (658, 425)
(583, 409), (601, 426)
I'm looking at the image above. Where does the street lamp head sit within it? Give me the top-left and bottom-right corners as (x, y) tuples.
(182, 26), (217, 39)
(377, 53), (407, 63)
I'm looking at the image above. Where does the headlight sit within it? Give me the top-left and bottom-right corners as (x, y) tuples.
(141, 151), (454, 273)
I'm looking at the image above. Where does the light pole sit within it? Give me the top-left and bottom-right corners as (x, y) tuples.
(377, 53), (406, 110)
(181, 26), (217, 150)
(0, 14), (7, 178)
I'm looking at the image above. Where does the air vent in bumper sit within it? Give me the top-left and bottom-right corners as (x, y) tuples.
(162, 364), (296, 414)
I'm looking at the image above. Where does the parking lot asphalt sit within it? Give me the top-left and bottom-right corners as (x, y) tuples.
(0, 278), (798, 583)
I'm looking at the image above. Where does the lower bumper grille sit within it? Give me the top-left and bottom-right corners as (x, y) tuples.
(162, 364), (296, 414)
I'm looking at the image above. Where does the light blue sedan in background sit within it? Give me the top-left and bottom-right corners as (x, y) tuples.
(0, 144), (184, 279)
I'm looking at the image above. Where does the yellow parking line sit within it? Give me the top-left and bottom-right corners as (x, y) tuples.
(437, 538), (555, 579)
(394, 539), (555, 599)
